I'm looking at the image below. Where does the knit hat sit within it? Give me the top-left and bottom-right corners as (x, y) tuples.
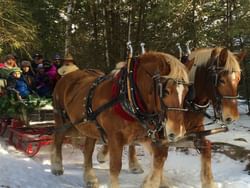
(5, 54), (16, 61)
(21, 60), (31, 67)
(10, 67), (22, 73)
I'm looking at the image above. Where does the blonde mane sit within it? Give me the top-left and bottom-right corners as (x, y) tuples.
(110, 61), (126, 76)
(223, 50), (241, 72)
(188, 48), (241, 82)
(161, 53), (189, 84)
(110, 52), (189, 84)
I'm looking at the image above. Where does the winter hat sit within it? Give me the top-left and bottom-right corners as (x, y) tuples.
(63, 53), (74, 62)
(10, 67), (22, 73)
(5, 54), (16, 61)
(21, 60), (31, 67)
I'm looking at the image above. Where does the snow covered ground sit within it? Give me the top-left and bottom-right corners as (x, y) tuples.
(0, 103), (250, 188)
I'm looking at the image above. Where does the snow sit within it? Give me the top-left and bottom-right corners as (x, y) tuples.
(0, 103), (250, 188)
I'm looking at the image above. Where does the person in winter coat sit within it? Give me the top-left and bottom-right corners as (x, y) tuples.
(4, 54), (17, 69)
(57, 53), (79, 76)
(20, 60), (36, 90)
(7, 67), (31, 98)
(34, 64), (52, 98)
(43, 60), (57, 89)
(52, 54), (62, 69)
(0, 54), (18, 78)
(31, 53), (43, 73)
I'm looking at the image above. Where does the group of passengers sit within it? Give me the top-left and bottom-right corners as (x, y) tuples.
(0, 53), (77, 99)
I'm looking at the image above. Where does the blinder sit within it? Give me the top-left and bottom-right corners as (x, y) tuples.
(153, 74), (169, 98)
(209, 66), (220, 87)
(185, 84), (195, 101)
(153, 73), (188, 112)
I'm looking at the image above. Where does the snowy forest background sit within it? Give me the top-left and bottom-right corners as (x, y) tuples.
(1, 1), (250, 187)
(1, 0), (250, 69)
(2, 0), (250, 103)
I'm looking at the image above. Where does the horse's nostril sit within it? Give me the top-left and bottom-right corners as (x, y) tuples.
(225, 117), (232, 124)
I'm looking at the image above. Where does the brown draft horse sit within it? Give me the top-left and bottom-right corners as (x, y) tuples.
(97, 47), (245, 188)
(51, 52), (190, 188)
(184, 47), (244, 188)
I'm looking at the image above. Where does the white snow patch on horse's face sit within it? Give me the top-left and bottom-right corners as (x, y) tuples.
(176, 84), (184, 106)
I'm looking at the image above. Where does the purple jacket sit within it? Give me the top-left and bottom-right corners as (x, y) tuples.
(45, 65), (57, 84)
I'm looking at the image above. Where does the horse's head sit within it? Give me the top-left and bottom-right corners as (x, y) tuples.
(209, 48), (245, 123)
(189, 48), (245, 124)
(136, 52), (189, 142)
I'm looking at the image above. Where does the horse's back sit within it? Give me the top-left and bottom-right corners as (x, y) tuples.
(53, 69), (104, 113)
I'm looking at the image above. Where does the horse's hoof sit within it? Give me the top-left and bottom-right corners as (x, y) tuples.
(86, 181), (99, 188)
(97, 151), (108, 163)
(129, 167), (144, 174)
(160, 176), (170, 188)
(160, 186), (169, 188)
(51, 169), (64, 176)
(97, 158), (106, 164)
(202, 182), (218, 188)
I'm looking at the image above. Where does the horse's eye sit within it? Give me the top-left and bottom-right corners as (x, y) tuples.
(163, 89), (170, 96)
(218, 79), (225, 84)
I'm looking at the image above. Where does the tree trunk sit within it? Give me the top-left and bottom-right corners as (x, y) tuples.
(64, 0), (75, 56)
(102, 1), (110, 68)
(136, 0), (145, 45)
(90, 1), (98, 51)
(192, 0), (197, 48)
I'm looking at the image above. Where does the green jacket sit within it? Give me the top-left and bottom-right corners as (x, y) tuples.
(0, 67), (13, 79)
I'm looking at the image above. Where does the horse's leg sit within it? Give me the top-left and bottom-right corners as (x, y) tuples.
(200, 138), (217, 188)
(50, 103), (67, 176)
(83, 137), (99, 188)
(128, 144), (144, 174)
(109, 135), (124, 188)
(97, 143), (144, 174)
(50, 129), (66, 176)
(97, 144), (109, 163)
(142, 143), (169, 188)
(245, 162), (250, 175)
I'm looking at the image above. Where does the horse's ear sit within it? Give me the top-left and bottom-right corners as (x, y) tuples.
(234, 50), (247, 63)
(185, 58), (195, 72)
(219, 48), (229, 66)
